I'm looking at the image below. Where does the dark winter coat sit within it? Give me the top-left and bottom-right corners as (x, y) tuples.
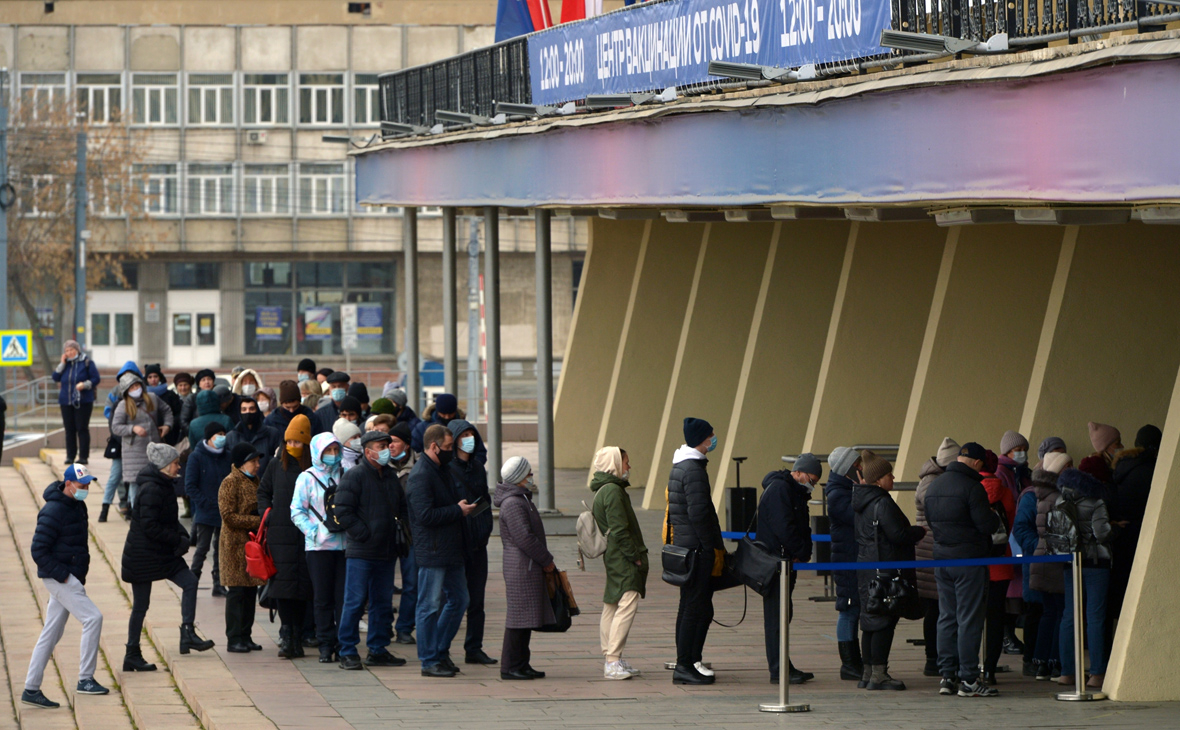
(665, 450), (723, 552)
(257, 455), (312, 600)
(31, 482), (90, 584)
(413, 412), (487, 465)
(1111, 447), (1156, 571)
(226, 417), (283, 475)
(264, 403), (316, 434)
(590, 472), (648, 604)
(449, 453), (493, 552)
(913, 457), (944, 600)
(757, 470), (813, 563)
(187, 390), (233, 449)
(406, 455), (467, 568)
(53, 354), (101, 406)
(396, 405), (422, 433)
(334, 455), (408, 562)
(924, 461), (999, 560)
(122, 464), (190, 584)
(494, 482), (555, 630)
(148, 385), (184, 446)
(311, 400), (343, 436)
(218, 466), (264, 588)
(185, 440), (232, 528)
(854, 484), (924, 632)
(824, 471), (858, 607)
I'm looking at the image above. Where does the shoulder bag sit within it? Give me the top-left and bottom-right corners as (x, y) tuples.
(660, 498), (696, 586)
(245, 507), (278, 581)
(864, 499), (922, 620)
(731, 485), (782, 597)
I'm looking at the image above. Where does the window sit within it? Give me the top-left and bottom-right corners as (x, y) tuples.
(89, 176), (125, 217)
(96, 263), (138, 290)
(21, 174), (60, 217)
(115, 313), (135, 346)
(572, 258), (584, 307)
(168, 262), (220, 289)
(186, 163), (234, 216)
(354, 73), (380, 125)
(187, 73), (233, 125)
(246, 262), (292, 288)
(76, 73), (122, 124)
(243, 164), (290, 215)
(298, 163), (345, 215)
(131, 73), (179, 125)
(91, 313), (110, 346)
(172, 313), (192, 346)
(298, 74), (345, 125)
(19, 73), (67, 120)
(135, 164), (179, 214)
(243, 74), (289, 125)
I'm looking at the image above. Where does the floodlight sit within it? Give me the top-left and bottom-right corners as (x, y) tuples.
(933, 208), (1016, 226)
(708, 61), (818, 82)
(769, 206), (846, 220)
(494, 101), (577, 117)
(663, 210), (726, 223)
(1134, 207), (1180, 224)
(844, 207), (928, 222)
(434, 109), (503, 126)
(321, 134), (354, 144)
(380, 120), (430, 136)
(724, 209), (775, 222)
(880, 30), (1009, 55)
(585, 93), (656, 109)
(1014, 208), (1130, 225)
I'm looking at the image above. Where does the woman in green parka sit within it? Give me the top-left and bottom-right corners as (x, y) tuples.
(590, 446), (649, 681)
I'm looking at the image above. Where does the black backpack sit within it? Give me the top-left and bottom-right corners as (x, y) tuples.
(307, 474), (347, 533)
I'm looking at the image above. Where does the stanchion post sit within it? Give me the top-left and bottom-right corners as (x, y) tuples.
(1056, 550), (1105, 701)
(760, 562), (809, 713)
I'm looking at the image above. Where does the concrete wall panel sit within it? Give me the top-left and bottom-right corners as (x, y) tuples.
(129, 27), (180, 70)
(0, 27), (13, 70)
(240, 130), (291, 162)
(185, 130), (237, 161)
(461, 25), (496, 52)
(405, 26), (459, 68)
(241, 27), (291, 71)
(17, 26), (68, 70)
(183, 27), (235, 71)
(351, 26), (403, 71)
(297, 26), (348, 70)
(74, 26), (124, 70)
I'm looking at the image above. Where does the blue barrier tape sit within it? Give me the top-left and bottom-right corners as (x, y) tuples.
(722, 531), (830, 541)
(791, 555), (1072, 572)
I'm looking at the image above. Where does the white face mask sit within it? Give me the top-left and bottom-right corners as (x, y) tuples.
(128, 386), (143, 400)
(242, 384), (257, 396)
(523, 476), (537, 493)
(621, 470), (630, 480)
(257, 399), (270, 412)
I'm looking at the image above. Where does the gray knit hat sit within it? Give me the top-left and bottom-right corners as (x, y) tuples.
(501, 455), (531, 485)
(146, 442), (180, 470)
(793, 452), (822, 478)
(827, 447), (859, 478)
(999, 430), (1029, 455)
(935, 437), (961, 468)
(388, 389), (408, 408)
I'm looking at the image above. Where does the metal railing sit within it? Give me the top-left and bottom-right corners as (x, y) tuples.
(1, 374), (59, 444)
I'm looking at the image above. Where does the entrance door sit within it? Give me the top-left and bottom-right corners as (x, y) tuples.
(167, 291), (221, 369)
(87, 291), (139, 368)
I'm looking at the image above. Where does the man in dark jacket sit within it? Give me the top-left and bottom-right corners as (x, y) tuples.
(391, 422), (419, 645)
(267, 380), (317, 434)
(188, 389), (234, 449)
(24, 465), (108, 708)
(313, 371), (351, 420)
(1107, 424), (1161, 653)
(925, 442), (1000, 697)
(334, 430), (410, 670)
(407, 424), (477, 677)
(758, 453), (819, 685)
(412, 393), (487, 465)
(226, 398), (282, 475)
(666, 417), (723, 686)
(447, 419), (496, 665)
(186, 422), (232, 596)
(823, 446), (864, 681)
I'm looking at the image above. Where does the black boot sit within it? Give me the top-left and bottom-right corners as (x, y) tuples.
(123, 644), (157, 672)
(278, 627), (297, 659)
(179, 624), (215, 654)
(838, 640), (864, 681)
(99, 504), (110, 523)
(319, 644), (336, 663)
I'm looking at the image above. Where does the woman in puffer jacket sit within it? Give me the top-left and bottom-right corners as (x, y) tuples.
(291, 432), (347, 662)
(110, 371), (174, 509)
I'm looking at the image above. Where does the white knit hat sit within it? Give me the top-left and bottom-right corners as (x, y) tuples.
(501, 456), (531, 485)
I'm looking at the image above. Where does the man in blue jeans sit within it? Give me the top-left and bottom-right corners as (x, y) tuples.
(407, 424), (477, 677)
(333, 430), (411, 669)
(391, 423), (419, 645)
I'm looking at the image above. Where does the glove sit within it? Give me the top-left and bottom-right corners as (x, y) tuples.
(712, 548), (726, 577)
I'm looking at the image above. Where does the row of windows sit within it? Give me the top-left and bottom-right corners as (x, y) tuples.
(18, 71), (383, 127)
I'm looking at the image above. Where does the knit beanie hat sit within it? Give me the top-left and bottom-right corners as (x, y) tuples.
(390, 422), (413, 448)
(1037, 436), (1067, 460)
(144, 363), (164, 380)
(348, 382), (370, 404)
(285, 414), (311, 445)
(279, 380), (301, 404)
(435, 393), (458, 413)
(195, 368), (215, 384)
(333, 419), (361, 447)
(371, 398), (396, 415)
(339, 395), (362, 414)
(173, 371), (194, 387)
(935, 437), (961, 468)
(297, 358), (316, 373)
(999, 430), (1029, 455)
(389, 389), (408, 408)
(147, 442), (180, 470)
(861, 453), (892, 484)
(793, 452), (822, 477)
(64, 338), (82, 353)
(231, 442), (260, 469)
(1042, 452), (1071, 474)
(1135, 424), (1163, 452)
(501, 456), (531, 485)
(683, 417), (713, 448)
(827, 446), (859, 478)
(1078, 455), (1112, 483)
(1088, 422), (1121, 453)
(204, 422), (227, 440)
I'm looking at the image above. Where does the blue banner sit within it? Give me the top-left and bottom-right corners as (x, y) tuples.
(528, 0), (891, 105)
(255, 306), (284, 341)
(356, 304), (383, 340)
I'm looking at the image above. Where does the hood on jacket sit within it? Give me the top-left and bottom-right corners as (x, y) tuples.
(590, 471), (630, 492)
(852, 483), (887, 514)
(43, 481), (76, 504)
(824, 470), (855, 495)
(762, 468), (810, 498)
(309, 432), (341, 475)
(673, 444), (707, 465)
(447, 418), (476, 441)
(1112, 446), (1150, 470)
(232, 368), (265, 395)
(1031, 468), (1059, 488)
(918, 457), (945, 481)
(493, 480), (532, 508)
(116, 361), (143, 381)
(1057, 468), (1106, 499)
(118, 371), (145, 397)
(196, 389), (221, 416)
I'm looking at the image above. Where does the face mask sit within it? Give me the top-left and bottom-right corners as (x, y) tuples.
(437, 415), (453, 425)
(436, 448), (453, 467)
(242, 411), (261, 428)
(68, 355), (78, 362)
(286, 444), (303, 458)
(393, 449), (408, 462)
(242, 384), (257, 396)
(621, 470), (630, 480)
(459, 436), (476, 454)
(241, 468), (255, 479)
(1012, 450), (1028, 465)
(212, 434), (226, 449)
(128, 386), (143, 400)
(344, 438), (360, 453)
(73, 488), (89, 501)
(257, 399), (271, 413)
(377, 448), (391, 466)
(707, 435), (718, 453)
(523, 477), (537, 492)
(323, 453), (341, 468)
(331, 388), (346, 402)
(298, 373), (310, 383)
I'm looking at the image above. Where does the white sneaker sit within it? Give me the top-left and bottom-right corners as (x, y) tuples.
(618, 659), (641, 676)
(694, 661), (714, 677)
(604, 661), (632, 680)
(358, 619), (368, 632)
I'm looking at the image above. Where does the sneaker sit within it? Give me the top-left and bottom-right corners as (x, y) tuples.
(1002, 635), (1024, 655)
(604, 661), (632, 680)
(365, 651), (407, 667)
(339, 654), (363, 670)
(76, 678), (110, 695)
(21, 689), (60, 709)
(958, 679), (999, 697)
(358, 619), (369, 633)
(694, 661), (714, 678)
(939, 677), (957, 695)
(618, 659), (641, 676)
(1034, 660), (1051, 681)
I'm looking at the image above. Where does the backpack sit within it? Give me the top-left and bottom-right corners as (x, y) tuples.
(1044, 495), (1080, 555)
(575, 488), (611, 567)
(306, 473), (347, 533)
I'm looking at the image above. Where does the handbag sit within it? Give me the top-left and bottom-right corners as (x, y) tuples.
(863, 501), (922, 620)
(245, 508), (278, 581)
(731, 488), (782, 597)
(537, 570), (575, 633)
(660, 500), (696, 586)
(103, 434), (121, 460)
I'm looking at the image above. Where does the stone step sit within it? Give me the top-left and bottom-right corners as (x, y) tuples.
(32, 451), (277, 730)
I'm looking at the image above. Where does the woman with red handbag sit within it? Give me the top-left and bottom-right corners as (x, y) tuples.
(219, 443), (266, 652)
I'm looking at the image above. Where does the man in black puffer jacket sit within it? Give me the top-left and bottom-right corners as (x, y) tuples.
(24, 465), (108, 708)
(447, 419), (496, 665)
(758, 453), (819, 685)
(823, 446), (863, 681)
(666, 417), (723, 686)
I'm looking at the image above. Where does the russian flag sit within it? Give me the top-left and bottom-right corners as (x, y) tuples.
(560, 0), (602, 23)
(495, 0), (554, 41)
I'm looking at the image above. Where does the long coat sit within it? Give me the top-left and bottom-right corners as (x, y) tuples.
(494, 482), (555, 630)
(123, 464), (190, 584)
(218, 466), (265, 588)
(824, 471), (858, 608)
(111, 392), (173, 483)
(257, 453), (312, 600)
(590, 472), (648, 604)
(854, 484), (925, 633)
(913, 457), (944, 601)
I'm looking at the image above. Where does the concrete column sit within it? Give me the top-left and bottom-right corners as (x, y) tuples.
(553, 218), (645, 468)
(219, 262), (245, 362)
(484, 206), (502, 487)
(138, 262), (168, 365)
(403, 207), (419, 412)
(442, 207), (459, 395)
(597, 220), (704, 497)
(894, 225), (1064, 482)
(639, 222), (775, 510)
(535, 209), (555, 511)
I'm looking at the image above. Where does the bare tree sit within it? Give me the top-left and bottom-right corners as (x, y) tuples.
(6, 90), (156, 375)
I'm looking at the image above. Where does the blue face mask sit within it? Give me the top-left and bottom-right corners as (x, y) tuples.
(322, 453), (341, 467)
(459, 436), (476, 454)
(298, 373), (310, 383)
(73, 488), (89, 501)
(707, 435), (718, 453)
(331, 388), (346, 402)
(376, 448), (391, 466)
(212, 434), (226, 449)
(241, 468), (254, 479)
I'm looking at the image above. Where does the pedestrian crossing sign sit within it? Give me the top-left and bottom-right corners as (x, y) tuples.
(0, 331), (33, 367)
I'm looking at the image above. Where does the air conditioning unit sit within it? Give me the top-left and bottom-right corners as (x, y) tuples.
(245, 130), (268, 145)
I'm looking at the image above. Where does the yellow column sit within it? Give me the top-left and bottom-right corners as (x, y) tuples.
(553, 218), (645, 468)
(596, 221), (709, 494)
(894, 225), (1064, 482)
(640, 222), (775, 510)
